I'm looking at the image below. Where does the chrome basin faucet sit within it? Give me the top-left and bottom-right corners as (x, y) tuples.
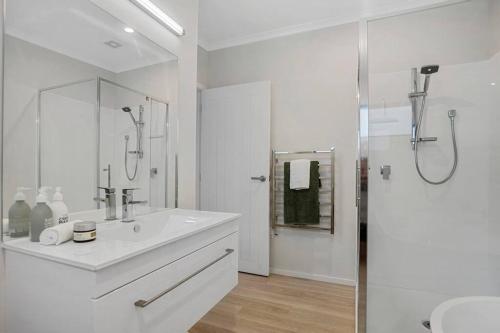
(122, 188), (148, 223)
(94, 187), (117, 221)
(94, 164), (117, 220)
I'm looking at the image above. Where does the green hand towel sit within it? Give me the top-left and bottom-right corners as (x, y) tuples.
(283, 161), (320, 225)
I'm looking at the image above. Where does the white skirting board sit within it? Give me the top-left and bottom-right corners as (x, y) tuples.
(270, 267), (356, 286)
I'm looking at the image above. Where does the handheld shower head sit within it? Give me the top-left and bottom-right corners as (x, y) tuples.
(421, 65), (439, 93)
(121, 106), (137, 124)
(421, 65), (439, 75)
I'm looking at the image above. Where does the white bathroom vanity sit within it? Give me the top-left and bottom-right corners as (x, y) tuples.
(3, 209), (240, 333)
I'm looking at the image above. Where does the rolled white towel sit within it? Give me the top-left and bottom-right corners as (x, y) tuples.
(40, 220), (82, 245)
(290, 159), (311, 190)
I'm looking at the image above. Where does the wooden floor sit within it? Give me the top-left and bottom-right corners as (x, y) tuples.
(189, 273), (355, 333)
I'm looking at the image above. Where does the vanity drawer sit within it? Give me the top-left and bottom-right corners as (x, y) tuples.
(92, 232), (238, 333)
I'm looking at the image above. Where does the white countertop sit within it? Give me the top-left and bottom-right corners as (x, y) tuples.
(2, 209), (240, 271)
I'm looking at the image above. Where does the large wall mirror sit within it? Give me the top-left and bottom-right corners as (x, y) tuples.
(2, 0), (179, 240)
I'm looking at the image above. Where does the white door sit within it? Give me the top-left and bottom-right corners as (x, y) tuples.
(201, 82), (271, 276)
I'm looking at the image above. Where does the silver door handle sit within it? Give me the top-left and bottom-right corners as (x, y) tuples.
(251, 176), (267, 182)
(135, 249), (234, 308)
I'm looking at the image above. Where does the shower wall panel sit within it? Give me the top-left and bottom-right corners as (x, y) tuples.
(366, 2), (500, 332)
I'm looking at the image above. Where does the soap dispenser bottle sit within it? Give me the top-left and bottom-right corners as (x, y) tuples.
(50, 187), (69, 225)
(30, 188), (54, 242)
(8, 187), (31, 238)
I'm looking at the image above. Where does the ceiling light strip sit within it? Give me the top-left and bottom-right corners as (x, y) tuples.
(129, 0), (185, 36)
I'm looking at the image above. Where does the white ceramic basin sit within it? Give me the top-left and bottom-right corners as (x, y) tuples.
(98, 213), (212, 242)
(68, 205), (162, 222)
(430, 297), (500, 333)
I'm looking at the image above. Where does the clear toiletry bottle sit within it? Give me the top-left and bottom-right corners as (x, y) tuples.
(30, 188), (54, 242)
(50, 187), (69, 224)
(8, 187), (31, 238)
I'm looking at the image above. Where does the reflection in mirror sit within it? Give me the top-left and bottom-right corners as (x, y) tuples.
(2, 0), (178, 240)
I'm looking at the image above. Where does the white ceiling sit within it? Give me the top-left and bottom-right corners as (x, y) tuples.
(6, 0), (176, 73)
(199, 0), (462, 51)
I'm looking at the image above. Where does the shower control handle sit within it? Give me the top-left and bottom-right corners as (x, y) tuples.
(251, 176), (267, 182)
(380, 165), (391, 180)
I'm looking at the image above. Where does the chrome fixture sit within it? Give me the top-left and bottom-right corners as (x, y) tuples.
(408, 65), (458, 185)
(123, 105), (144, 181)
(94, 188), (117, 221)
(122, 188), (148, 223)
(251, 175), (267, 182)
(380, 165), (391, 180)
(94, 164), (117, 220)
(422, 320), (431, 330)
(271, 149), (335, 234)
(135, 249), (234, 307)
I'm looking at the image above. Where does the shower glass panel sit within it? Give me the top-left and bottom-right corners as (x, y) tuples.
(39, 80), (98, 213)
(99, 79), (169, 210)
(38, 77), (170, 214)
(149, 99), (170, 208)
(365, 1), (500, 332)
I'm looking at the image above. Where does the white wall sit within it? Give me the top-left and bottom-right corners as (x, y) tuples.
(366, 2), (500, 333)
(197, 46), (209, 88)
(156, 0), (199, 209)
(205, 23), (359, 284)
(0, 1), (5, 328)
(492, 0), (500, 54)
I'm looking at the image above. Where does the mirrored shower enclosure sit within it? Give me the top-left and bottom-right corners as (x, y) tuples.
(358, 1), (500, 332)
(38, 77), (171, 212)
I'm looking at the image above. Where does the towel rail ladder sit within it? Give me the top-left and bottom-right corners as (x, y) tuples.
(271, 148), (335, 235)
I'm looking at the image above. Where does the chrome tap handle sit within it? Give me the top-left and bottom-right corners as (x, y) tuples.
(121, 188), (145, 223)
(96, 186), (117, 221)
(98, 186), (116, 194)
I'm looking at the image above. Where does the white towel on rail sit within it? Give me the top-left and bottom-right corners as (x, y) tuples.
(290, 159), (311, 190)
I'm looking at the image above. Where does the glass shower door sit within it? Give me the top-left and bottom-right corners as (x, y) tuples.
(365, 1), (500, 332)
(99, 79), (170, 209)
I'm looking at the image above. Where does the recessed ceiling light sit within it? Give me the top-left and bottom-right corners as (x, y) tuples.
(124, 27), (135, 33)
(491, 82), (496, 86)
(129, 0), (185, 36)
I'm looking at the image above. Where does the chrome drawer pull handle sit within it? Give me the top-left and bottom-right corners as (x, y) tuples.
(134, 249), (235, 308)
